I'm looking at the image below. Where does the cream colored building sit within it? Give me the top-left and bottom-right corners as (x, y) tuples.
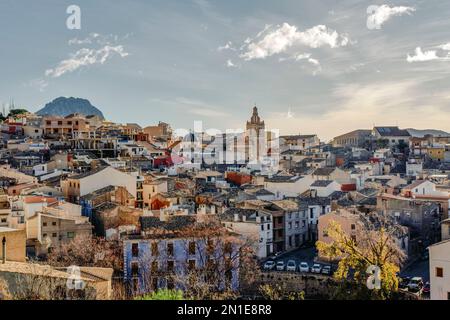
(429, 240), (450, 300)
(0, 227), (26, 263)
(26, 206), (92, 256)
(61, 166), (137, 203)
(142, 179), (168, 208)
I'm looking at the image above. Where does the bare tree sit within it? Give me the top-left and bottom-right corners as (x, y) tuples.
(46, 234), (123, 272)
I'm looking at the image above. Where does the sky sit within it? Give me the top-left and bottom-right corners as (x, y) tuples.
(1, 0), (450, 141)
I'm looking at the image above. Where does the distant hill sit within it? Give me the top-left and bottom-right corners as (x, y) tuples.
(36, 97), (105, 119)
(406, 128), (450, 138)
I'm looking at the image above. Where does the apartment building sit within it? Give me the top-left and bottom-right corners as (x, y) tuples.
(271, 200), (308, 250)
(26, 206), (92, 256)
(123, 214), (239, 294)
(220, 208), (273, 259)
(0, 191), (11, 227)
(41, 114), (91, 139)
(61, 166), (137, 204)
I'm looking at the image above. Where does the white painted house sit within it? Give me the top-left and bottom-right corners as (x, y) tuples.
(429, 240), (450, 300)
(264, 175), (314, 199)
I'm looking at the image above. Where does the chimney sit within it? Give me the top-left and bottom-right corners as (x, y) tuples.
(2, 237), (5, 264)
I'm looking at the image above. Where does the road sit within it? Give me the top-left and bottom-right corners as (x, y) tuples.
(400, 258), (430, 282)
(261, 246), (320, 269)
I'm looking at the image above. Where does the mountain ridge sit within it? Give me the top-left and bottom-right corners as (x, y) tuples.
(36, 97), (105, 119)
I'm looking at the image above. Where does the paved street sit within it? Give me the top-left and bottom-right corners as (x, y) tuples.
(401, 258), (430, 282)
(261, 246), (322, 271)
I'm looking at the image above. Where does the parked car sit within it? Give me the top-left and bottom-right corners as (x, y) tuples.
(321, 265), (332, 275)
(263, 260), (276, 271)
(299, 262), (310, 273)
(286, 260), (297, 272)
(276, 261), (285, 271)
(422, 282), (430, 296)
(398, 276), (411, 290)
(311, 263), (322, 273)
(407, 277), (424, 293)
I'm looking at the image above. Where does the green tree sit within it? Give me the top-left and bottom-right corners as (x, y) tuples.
(135, 289), (185, 300)
(8, 109), (28, 117)
(259, 284), (305, 300)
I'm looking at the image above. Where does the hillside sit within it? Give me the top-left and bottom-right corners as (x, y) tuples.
(36, 97), (105, 119)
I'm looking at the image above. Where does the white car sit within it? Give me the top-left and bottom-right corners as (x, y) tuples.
(321, 265), (332, 275)
(311, 263), (322, 273)
(299, 262), (310, 273)
(286, 260), (297, 272)
(276, 261), (285, 271)
(407, 277), (424, 292)
(263, 260), (276, 271)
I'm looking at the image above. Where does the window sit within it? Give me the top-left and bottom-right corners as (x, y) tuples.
(43, 233), (47, 238)
(52, 222), (57, 226)
(151, 261), (159, 272)
(167, 242), (174, 256)
(43, 222), (47, 227)
(132, 243), (139, 257)
(131, 262), (139, 277)
(151, 242), (159, 256)
(167, 260), (175, 272)
(52, 233), (57, 238)
(188, 241), (196, 255)
(288, 222), (292, 230)
(57, 121), (62, 125)
(261, 224), (264, 231)
(167, 278), (175, 290)
(188, 259), (196, 271)
(436, 267), (444, 278)
(67, 232), (74, 239)
(351, 224), (356, 230)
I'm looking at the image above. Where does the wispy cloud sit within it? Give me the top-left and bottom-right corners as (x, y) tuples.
(406, 45), (450, 62)
(154, 97), (231, 118)
(25, 78), (49, 92)
(218, 41), (236, 51)
(367, 5), (416, 29)
(226, 59), (237, 68)
(45, 45), (129, 78)
(240, 23), (350, 61)
(68, 33), (101, 45)
(68, 32), (132, 46)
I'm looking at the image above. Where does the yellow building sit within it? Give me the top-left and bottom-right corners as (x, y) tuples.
(428, 147), (445, 161)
